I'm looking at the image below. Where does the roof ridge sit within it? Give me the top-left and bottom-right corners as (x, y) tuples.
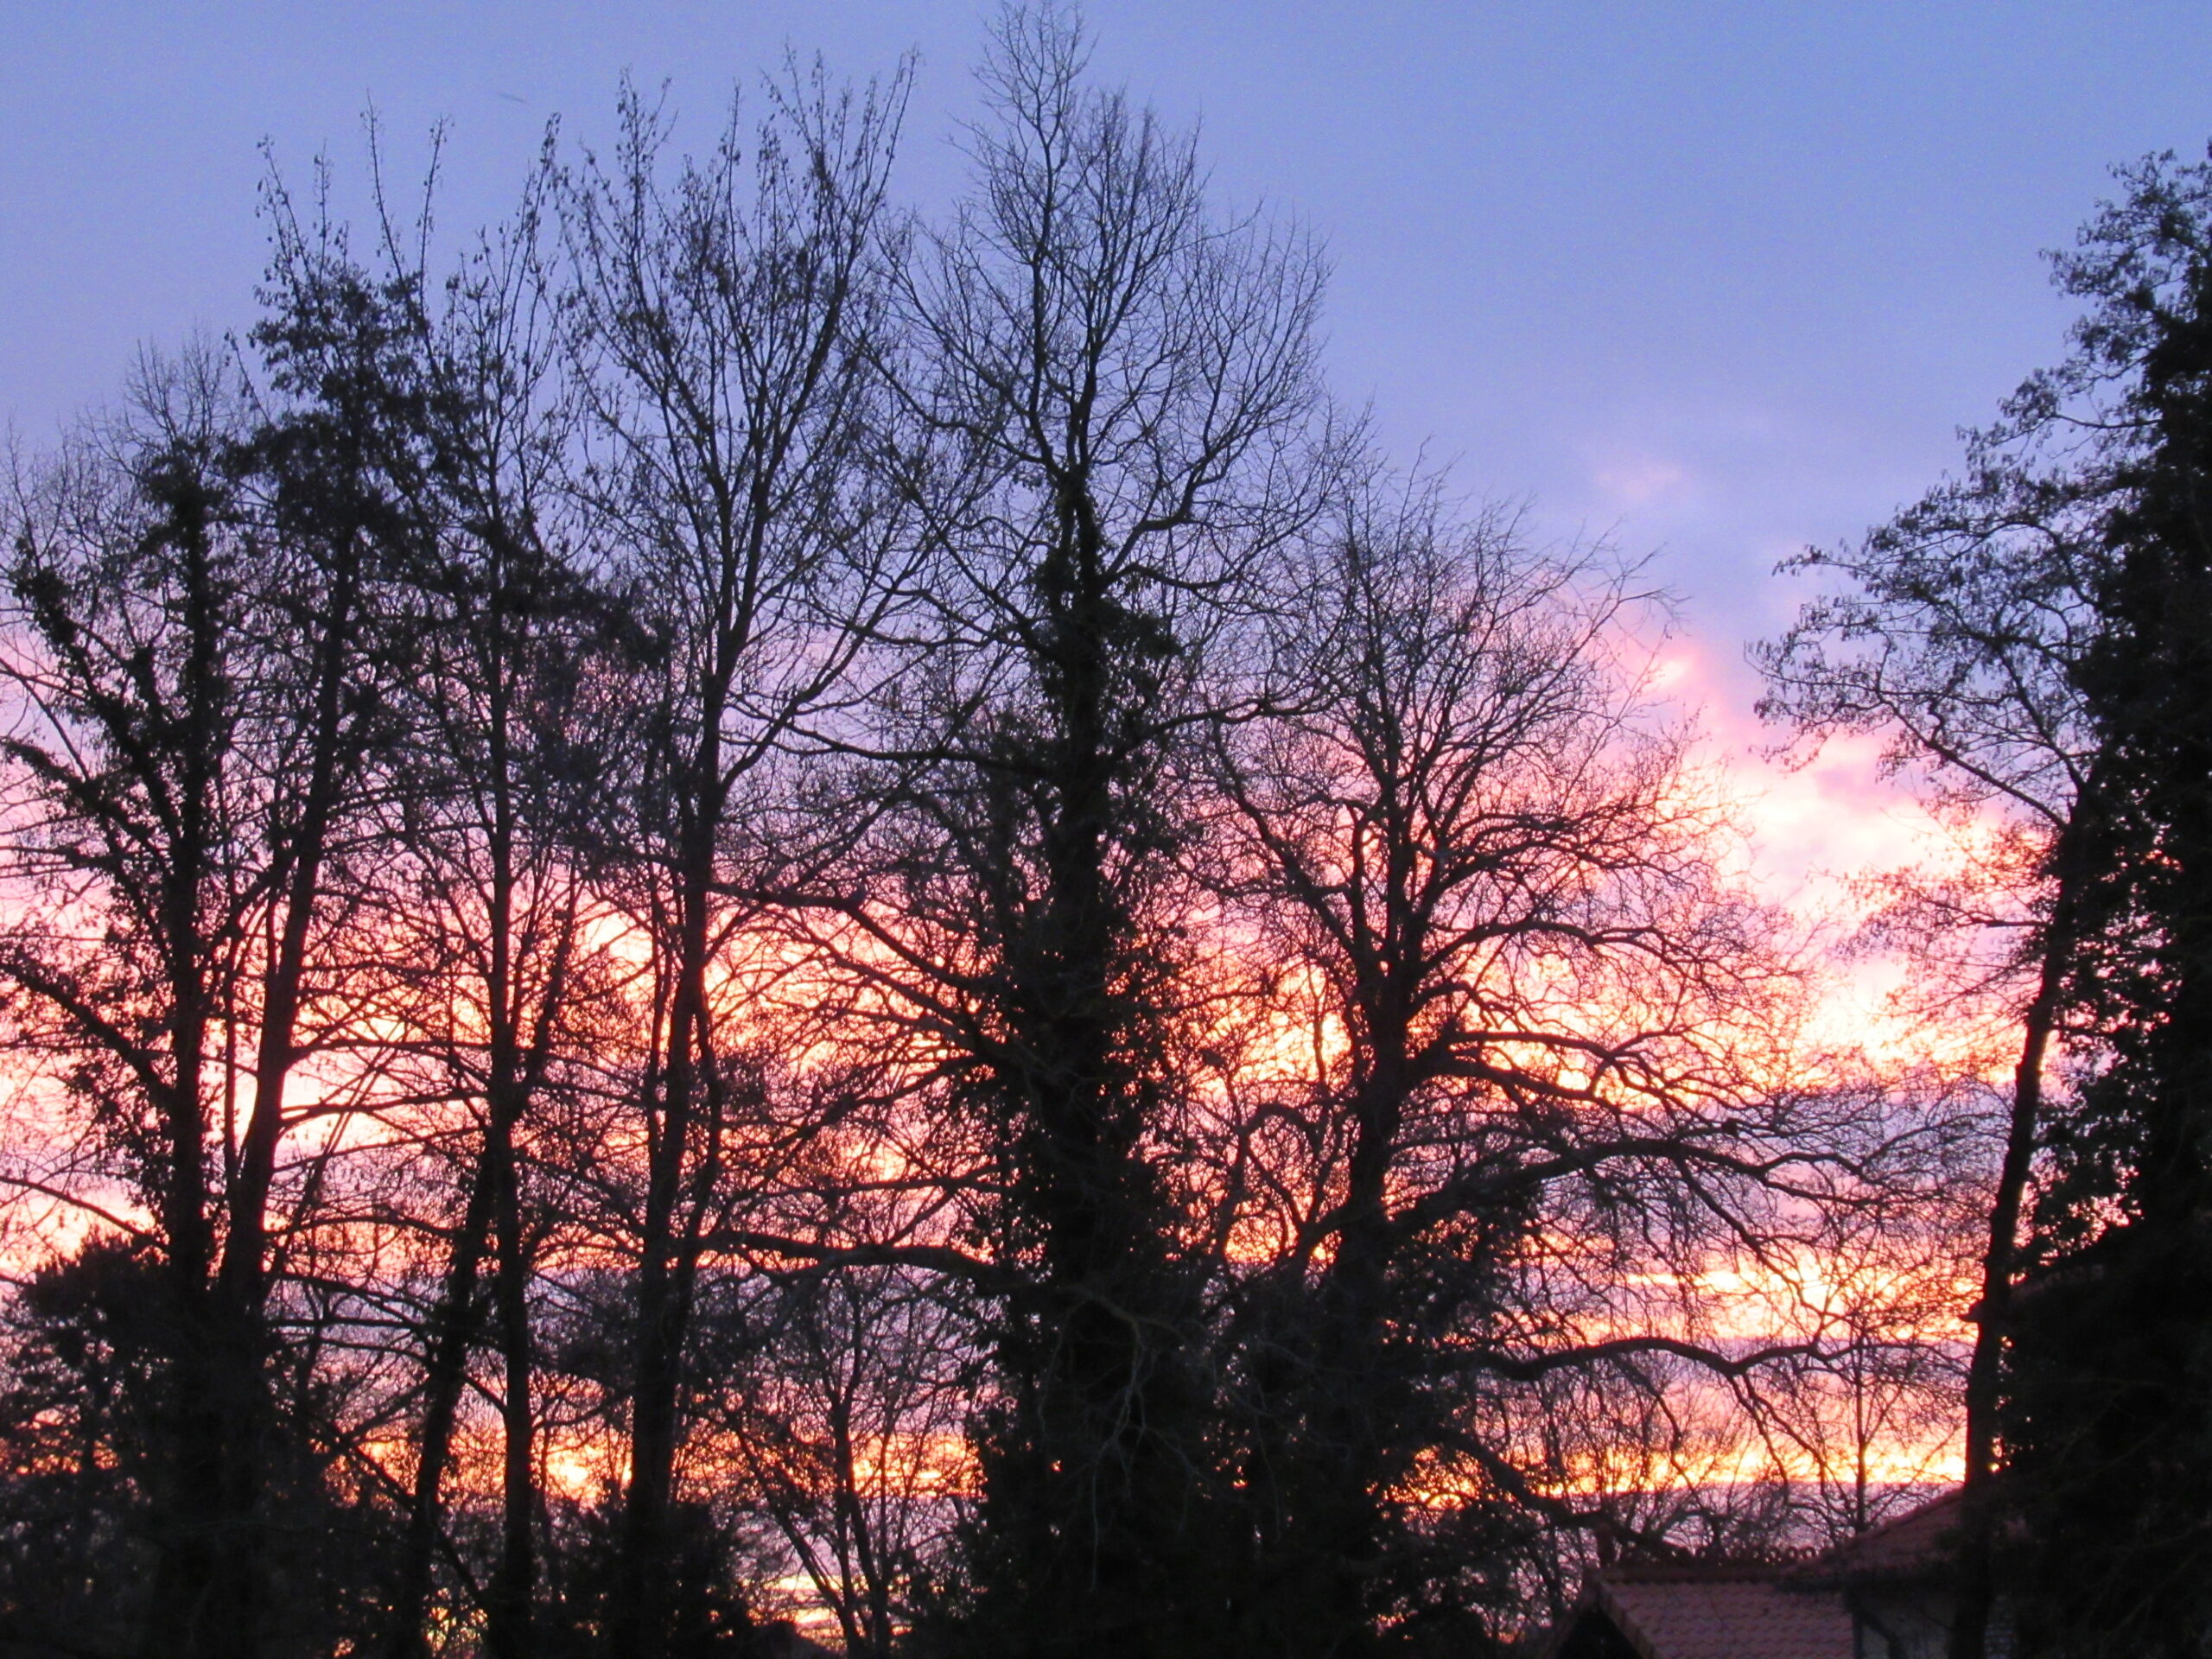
(1601, 1557), (1816, 1584)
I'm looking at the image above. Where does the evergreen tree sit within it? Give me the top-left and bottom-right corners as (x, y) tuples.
(1765, 146), (2212, 1657)
(1999, 151), (2212, 1658)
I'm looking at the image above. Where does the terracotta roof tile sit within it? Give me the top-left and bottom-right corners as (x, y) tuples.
(1592, 1574), (1854, 1659)
(1544, 1492), (1976, 1659)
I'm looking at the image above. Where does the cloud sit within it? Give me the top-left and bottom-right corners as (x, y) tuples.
(1592, 454), (1695, 508)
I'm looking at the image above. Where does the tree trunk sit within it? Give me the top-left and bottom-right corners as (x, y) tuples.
(616, 826), (716, 1659)
(386, 1151), (499, 1659)
(1949, 881), (2080, 1659)
(488, 1101), (537, 1659)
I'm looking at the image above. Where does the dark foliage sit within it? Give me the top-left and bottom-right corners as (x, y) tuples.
(1999, 151), (2212, 1659)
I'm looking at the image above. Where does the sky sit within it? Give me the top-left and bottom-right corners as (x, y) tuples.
(3, 0), (2208, 907)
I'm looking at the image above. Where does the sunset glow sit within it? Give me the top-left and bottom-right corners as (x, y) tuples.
(12, 5), (2192, 1653)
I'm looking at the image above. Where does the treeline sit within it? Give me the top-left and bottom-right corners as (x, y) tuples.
(0, 10), (2133, 1659)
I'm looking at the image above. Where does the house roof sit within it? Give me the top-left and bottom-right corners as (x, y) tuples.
(1544, 1489), (1969, 1659)
(1578, 1570), (1856, 1659)
(1793, 1488), (1961, 1584)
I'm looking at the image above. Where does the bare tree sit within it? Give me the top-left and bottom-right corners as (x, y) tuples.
(699, 1259), (973, 1659)
(1211, 472), (1827, 1651)
(1755, 249), (2108, 1659)
(770, 9), (1338, 1650)
(555, 59), (913, 1659)
(1739, 1201), (1977, 1545)
(2, 353), (265, 1659)
(0, 183), (429, 1655)
(309, 155), (643, 1659)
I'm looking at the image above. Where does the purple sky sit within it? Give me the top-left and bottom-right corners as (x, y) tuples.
(5, 3), (2208, 709)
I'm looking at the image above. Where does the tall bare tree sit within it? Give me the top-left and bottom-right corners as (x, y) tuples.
(790, 10), (1336, 1652)
(318, 159), (639, 1659)
(556, 60), (913, 1659)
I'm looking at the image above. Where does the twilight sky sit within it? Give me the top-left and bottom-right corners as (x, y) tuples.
(3, 2), (2207, 906)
